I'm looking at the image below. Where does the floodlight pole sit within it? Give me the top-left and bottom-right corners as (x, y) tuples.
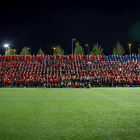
(53, 47), (56, 54)
(13, 49), (17, 55)
(4, 44), (9, 52)
(129, 44), (131, 55)
(72, 38), (75, 55)
(27, 47), (31, 55)
(86, 44), (89, 55)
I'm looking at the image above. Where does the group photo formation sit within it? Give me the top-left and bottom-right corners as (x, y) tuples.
(0, 53), (140, 88)
(2, 1), (140, 139)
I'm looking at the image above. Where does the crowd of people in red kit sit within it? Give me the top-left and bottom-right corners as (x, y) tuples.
(0, 54), (140, 88)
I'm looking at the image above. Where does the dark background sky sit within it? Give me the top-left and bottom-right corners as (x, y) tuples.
(0, 0), (140, 55)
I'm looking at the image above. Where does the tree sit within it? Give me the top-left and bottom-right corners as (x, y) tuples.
(112, 41), (125, 56)
(138, 44), (140, 55)
(138, 47), (140, 55)
(74, 41), (84, 55)
(53, 44), (64, 55)
(37, 47), (44, 55)
(5, 47), (15, 56)
(90, 42), (104, 56)
(20, 47), (30, 55)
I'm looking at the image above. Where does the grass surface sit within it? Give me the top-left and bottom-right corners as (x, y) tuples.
(0, 88), (140, 140)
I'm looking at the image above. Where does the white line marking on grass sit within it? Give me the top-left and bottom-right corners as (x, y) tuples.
(1, 95), (140, 97)
(1, 100), (140, 102)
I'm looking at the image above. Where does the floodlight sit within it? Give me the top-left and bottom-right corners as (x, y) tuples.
(4, 44), (9, 51)
(4, 44), (9, 47)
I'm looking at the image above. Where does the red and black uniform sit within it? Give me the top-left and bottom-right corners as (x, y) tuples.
(16, 56), (19, 61)
(74, 82), (79, 88)
(86, 55), (88, 61)
(20, 56), (24, 61)
(3, 56), (6, 61)
(42, 55), (44, 60)
(10, 56), (12, 60)
(71, 55), (73, 60)
(29, 55), (32, 61)
(47, 55), (50, 60)
(67, 55), (69, 61)
(24, 56), (26, 61)
(53, 55), (56, 60)
(7, 56), (9, 61)
(32, 55), (35, 60)
(74, 55), (76, 60)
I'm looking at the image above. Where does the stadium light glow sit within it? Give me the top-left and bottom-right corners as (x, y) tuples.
(53, 47), (56, 53)
(4, 44), (9, 47)
(4, 44), (10, 51)
(13, 49), (17, 55)
(27, 47), (31, 55)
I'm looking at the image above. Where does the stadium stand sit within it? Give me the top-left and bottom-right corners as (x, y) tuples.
(0, 54), (140, 88)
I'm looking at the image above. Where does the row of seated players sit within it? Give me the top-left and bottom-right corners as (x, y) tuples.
(0, 54), (140, 61)
(0, 75), (140, 88)
(0, 58), (140, 87)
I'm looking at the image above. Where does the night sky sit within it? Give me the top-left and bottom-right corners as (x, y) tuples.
(0, 0), (140, 55)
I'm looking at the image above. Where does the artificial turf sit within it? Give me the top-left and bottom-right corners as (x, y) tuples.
(0, 87), (140, 140)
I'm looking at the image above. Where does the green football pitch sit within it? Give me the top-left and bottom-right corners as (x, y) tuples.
(0, 88), (140, 140)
